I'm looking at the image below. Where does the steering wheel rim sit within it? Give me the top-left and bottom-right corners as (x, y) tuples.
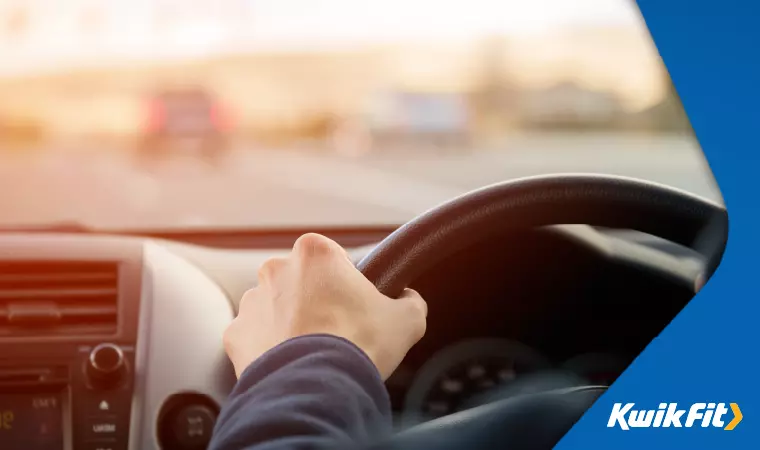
(371, 386), (607, 450)
(357, 174), (726, 448)
(357, 173), (727, 298)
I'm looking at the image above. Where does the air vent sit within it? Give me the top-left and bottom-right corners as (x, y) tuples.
(0, 261), (119, 337)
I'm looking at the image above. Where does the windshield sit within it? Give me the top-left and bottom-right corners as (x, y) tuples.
(0, 0), (720, 230)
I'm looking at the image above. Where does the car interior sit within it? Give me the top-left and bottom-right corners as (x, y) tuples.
(0, 1), (728, 449)
(0, 174), (727, 449)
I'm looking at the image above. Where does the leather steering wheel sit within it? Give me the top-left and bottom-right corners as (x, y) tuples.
(356, 174), (727, 449)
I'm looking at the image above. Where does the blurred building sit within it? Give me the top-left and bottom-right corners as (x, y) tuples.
(518, 81), (625, 129)
(360, 90), (472, 149)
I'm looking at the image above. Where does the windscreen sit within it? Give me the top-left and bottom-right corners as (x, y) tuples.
(0, 0), (720, 230)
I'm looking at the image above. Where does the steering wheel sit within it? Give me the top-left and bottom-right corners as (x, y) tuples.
(356, 174), (727, 449)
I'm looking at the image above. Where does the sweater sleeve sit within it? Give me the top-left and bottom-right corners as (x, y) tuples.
(207, 334), (393, 450)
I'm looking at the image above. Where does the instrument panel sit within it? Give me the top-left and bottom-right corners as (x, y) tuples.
(402, 338), (628, 426)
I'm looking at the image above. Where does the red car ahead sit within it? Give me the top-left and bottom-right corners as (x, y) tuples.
(139, 87), (232, 163)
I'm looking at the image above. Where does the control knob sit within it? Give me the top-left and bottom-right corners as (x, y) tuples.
(86, 343), (126, 388)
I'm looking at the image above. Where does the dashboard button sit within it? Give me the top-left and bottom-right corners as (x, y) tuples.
(171, 404), (217, 449)
(157, 394), (220, 450)
(84, 392), (130, 417)
(85, 417), (127, 441)
(86, 343), (127, 389)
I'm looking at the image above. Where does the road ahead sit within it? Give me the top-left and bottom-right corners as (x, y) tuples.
(0, 133), (721, 230)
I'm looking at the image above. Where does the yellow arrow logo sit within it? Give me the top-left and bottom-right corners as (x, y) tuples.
(724, 403), (742, 430)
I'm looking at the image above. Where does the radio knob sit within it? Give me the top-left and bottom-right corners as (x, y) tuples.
(87, 343), (126, 388)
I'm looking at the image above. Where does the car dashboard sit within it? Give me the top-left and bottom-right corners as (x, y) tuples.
(0, 226), (704, 449)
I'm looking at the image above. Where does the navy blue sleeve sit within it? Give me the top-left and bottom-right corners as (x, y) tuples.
(207, 334), (393, 450)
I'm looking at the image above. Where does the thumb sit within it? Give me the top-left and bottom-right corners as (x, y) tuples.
(398, 288), (428, 317)
(394, 288), (428, 342)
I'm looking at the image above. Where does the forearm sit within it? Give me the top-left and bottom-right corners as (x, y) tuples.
(208, 334), (393, 450)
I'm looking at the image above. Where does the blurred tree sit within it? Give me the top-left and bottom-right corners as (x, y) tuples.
(471, 36), (518, 140)
(472, 37), (515, 119)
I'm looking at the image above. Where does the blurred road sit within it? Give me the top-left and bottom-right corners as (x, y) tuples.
(0, 133), (721, 230)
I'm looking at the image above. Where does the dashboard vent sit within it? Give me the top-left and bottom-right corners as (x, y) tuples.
(0, 261), (119, 337)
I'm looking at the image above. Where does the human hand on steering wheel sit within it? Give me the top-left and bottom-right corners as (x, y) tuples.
(223, 232), (428, 380)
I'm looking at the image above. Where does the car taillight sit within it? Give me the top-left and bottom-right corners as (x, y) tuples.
(209, 104), (231, 132)
(146, 100), (165, 131)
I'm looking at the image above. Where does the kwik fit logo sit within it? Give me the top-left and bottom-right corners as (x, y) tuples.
(608, 403), (743, 430)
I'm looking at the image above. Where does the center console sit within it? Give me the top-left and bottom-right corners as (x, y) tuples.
(0, 238), (143, 450)
(0, 343), (136, 450)
(0, 235), (237, 450)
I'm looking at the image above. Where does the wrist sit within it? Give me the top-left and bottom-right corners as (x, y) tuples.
(237, 333), (385, 386)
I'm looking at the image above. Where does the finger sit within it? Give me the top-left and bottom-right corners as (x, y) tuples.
(293, 233), (340, 258)
(396, 288), (428, 342)
(257, 256), (289, 284)
(293, 233), (356, 276)
(398, 288), (428, 317)
(238, 286), (264, 313)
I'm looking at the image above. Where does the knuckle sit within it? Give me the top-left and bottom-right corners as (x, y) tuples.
(238, 288), (258, 310)
(417, 299), (428, 319)
(419, 297), (428, 317)
(406, 290), (428, 315)
(257, 256), (287, 281)
(222, 322), (236, 351)
(402, 298), (427, 341)
(294, 233), (335, 258)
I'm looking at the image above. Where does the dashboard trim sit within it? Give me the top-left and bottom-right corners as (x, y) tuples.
(134, 242), (236, 450)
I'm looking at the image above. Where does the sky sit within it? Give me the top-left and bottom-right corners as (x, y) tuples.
(0, 0), (646, 74)
(245, 0), (643, 47)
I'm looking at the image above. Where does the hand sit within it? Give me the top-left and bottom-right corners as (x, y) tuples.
(223, 233), (428, 380)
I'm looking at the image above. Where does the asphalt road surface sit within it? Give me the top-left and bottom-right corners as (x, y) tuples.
(0, 133), (721, 230)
